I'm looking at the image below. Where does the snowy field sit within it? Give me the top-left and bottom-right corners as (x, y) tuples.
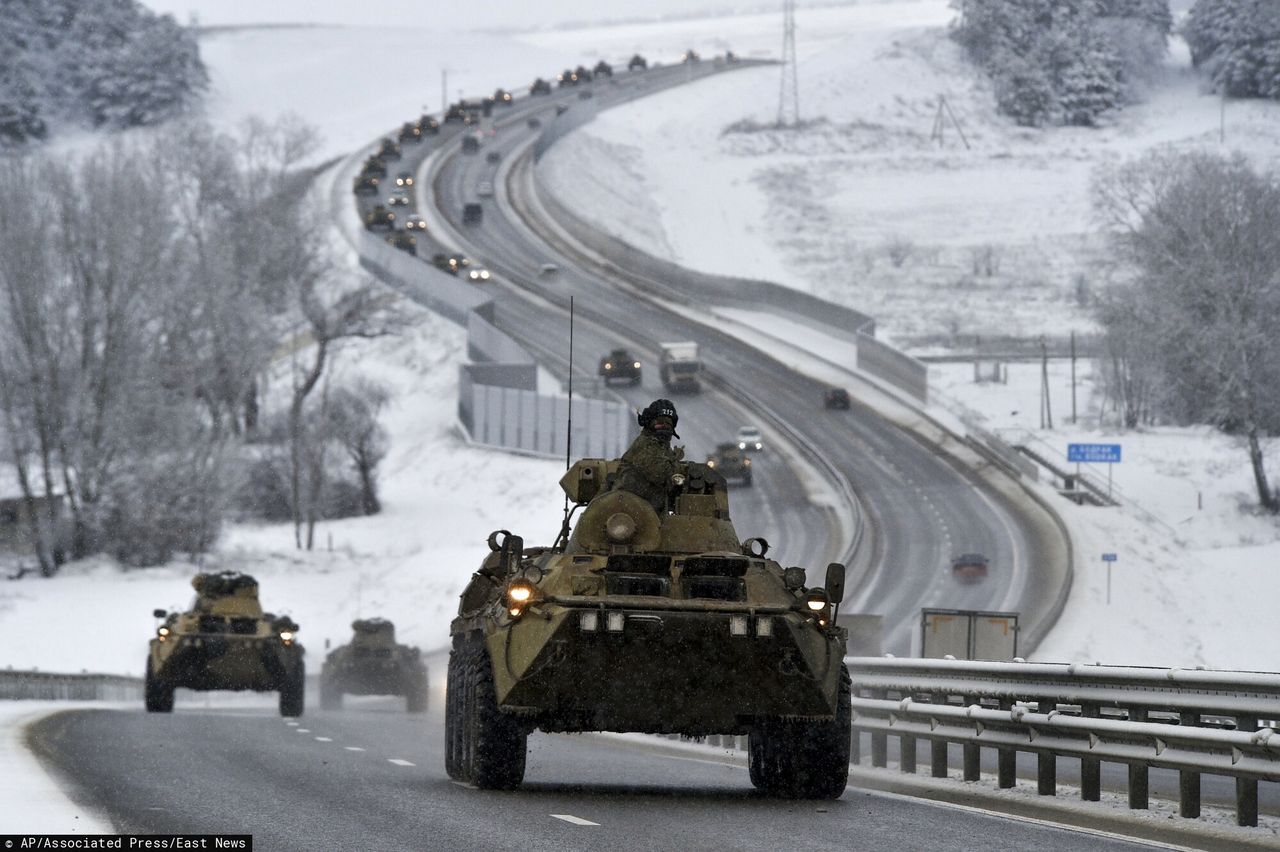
(2, 1), (1277, 689)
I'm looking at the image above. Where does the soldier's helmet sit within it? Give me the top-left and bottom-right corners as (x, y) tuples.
(638, 398), (679, 439)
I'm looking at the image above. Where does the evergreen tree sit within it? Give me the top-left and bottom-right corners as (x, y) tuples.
(1186, 0), (1280, 99)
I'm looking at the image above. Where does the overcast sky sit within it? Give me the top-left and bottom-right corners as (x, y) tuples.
(139, 0), (807, 32)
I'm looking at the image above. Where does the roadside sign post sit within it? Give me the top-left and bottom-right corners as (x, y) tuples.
(1068, 444), (1122, 500)
(1102, 553), (1117, 604)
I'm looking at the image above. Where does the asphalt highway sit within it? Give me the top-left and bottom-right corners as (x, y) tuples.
(29, 688), (1159, 851)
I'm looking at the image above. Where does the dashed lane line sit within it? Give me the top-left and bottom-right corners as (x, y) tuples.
(388, 758), (416, 766)
(315, 737), (332, 742)
(296, 729), (311, 733)
(285, 721), (299, 726)
(345, 747), (365, 752)
(550, 814), (600, 826)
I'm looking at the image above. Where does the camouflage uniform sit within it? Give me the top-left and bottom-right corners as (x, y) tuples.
(615, 431), (683, 515)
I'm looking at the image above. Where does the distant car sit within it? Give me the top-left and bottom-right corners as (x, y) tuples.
(594, 60), (613, 77)
(399, 122), (422, 143)
(824, 388), (850, 410)
(725, 50), (738, 63)
(386, 231), (417, 255)
(462, 202), (483, 225)
(404, 214), (427, 232)
(432, 253), (470, 275)
(557, 68), (578, 87)
(377, 138), (401, 160)
(530, 77), (552, 96)
(628, 54), (648, 71)
(461, 135), (480, 154)
(364, 204), (395, 232)
(735, 426), (764, 453)
(362, 157), (387, 178)
(352, 174), (379, 195)
(395, 171), (414, 187)
(706, 442), (752, 486)
(467, 267), (492, 283)
(539, 262), (559, 276)
(682, 49), (701, 63)
(951, 553), (989, 584)
(477, 181), (494, 198)
(527, 117), (542, 129)
(493, 87), (513, 105)
(598, 348), (641, 386)
(485, 150), (501, 164)
(419, 116), (440, 135)
(574, 64), (593, 82)
(388, 189), (410, 206)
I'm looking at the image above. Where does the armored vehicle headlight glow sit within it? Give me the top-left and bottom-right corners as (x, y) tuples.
(805, 597), (827, 611)
(633, 361), (641, 369)
(706, 459), (716, 468)
(158, 626), (170, 636)
(507, 581), (534, 604)
(605, 512), (636, 543)
(280, 630), (295, 641)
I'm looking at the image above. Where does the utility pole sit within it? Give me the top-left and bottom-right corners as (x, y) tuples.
(1070, 330), (1077, 425)
(777, 0), (799, 127)
(441, 68), (448, 115)
(1040, 336), (1053, 430)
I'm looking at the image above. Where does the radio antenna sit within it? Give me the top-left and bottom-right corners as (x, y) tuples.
(565, 295), (574, 470)
(558, 297), (576, 550)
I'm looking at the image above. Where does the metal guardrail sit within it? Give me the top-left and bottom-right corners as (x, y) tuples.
(846, 656), (1280, 827)
(0, 669), (143, 701)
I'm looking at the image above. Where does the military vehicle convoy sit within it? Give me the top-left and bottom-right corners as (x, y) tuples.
(365, 204), (396, 232)
(146, 572), (304, 716)
(446, 457), (850, 797)
(320, 618), (429, 712)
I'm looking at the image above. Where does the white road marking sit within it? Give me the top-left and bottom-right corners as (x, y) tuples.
(344, 746), (365, 752)
(550, 814), (600, 826)
(285, 721), (299, 726)
(314, 737), (332, 742)
(449, 781), (470, 789)
(388, 758), (415, 766)
(296, 729), (310, 733)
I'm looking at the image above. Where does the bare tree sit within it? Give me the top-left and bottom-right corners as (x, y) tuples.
(328, 380), (390, 516)
(1094, 151), (1280, 511)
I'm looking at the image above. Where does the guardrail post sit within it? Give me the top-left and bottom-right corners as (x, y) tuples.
(1081, 703), (1101, 801)
(997, 698), (1015, 789)
(871, 688), (888, 768)
(1236, 714), (1259, 827)
(1178, 710), (1200, 819)
(1037, 700), (1056, 796)
(849, 723), (861, 765)
(900, 730), (917, 775)
(930, 693), (948, 778)
(962, 694), (980, 782)
(1128, 707), (1149, 810)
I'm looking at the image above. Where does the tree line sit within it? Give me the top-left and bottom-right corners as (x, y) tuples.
(1092, 151), (1280, 512)
(0, 0), (207, 145)
(0, 119), (395, 574)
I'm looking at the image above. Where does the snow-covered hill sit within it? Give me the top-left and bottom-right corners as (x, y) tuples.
(1, 5), (1277, 681)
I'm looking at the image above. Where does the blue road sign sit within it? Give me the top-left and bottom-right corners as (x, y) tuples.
(1069, 443), (1121, 464)
(1102, 553), (1117, 562)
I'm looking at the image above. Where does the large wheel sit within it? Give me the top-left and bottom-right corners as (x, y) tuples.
(279, 661), (305, 718)
(749, 664), (851, 798)
(319, 676), (341, 711)
(460, 637), (526, 789)
(444, 644), (466, 780)
(144, 657), (174, 713)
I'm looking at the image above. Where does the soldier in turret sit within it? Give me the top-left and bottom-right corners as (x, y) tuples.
(613, 399), (684, 514)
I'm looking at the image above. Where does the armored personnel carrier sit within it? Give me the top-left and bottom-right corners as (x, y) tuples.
(399, 121), (422, 143)
(386, 230), (417, 255)
(352, 174), (380, 196)
(706, 442), (753, 486)
(320, 618), (429, 712)
(446, 458), (850, 796)
(597, 348), (641, 385)
(146, 572), (304, 716)
(376, 138), (401, 160)
(529, 77), (552, 96)
(365, 204), (396, 232)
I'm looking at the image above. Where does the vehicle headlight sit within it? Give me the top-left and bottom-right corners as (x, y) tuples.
(604, 362), (613, 370)
(738, 442), (746, 449)
(706, 459), (716, 468)
(803, 591), (832, 627)
(633, 361), (641, 369)
(280, 630), (295, 642)
(506, 579), (536, 617)
(157, 626), (170, 638)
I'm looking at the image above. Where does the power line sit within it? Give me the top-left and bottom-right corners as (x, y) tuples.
(777, 0), (799, 127)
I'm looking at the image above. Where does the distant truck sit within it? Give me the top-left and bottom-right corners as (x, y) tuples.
(659, 342), (701, 393)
